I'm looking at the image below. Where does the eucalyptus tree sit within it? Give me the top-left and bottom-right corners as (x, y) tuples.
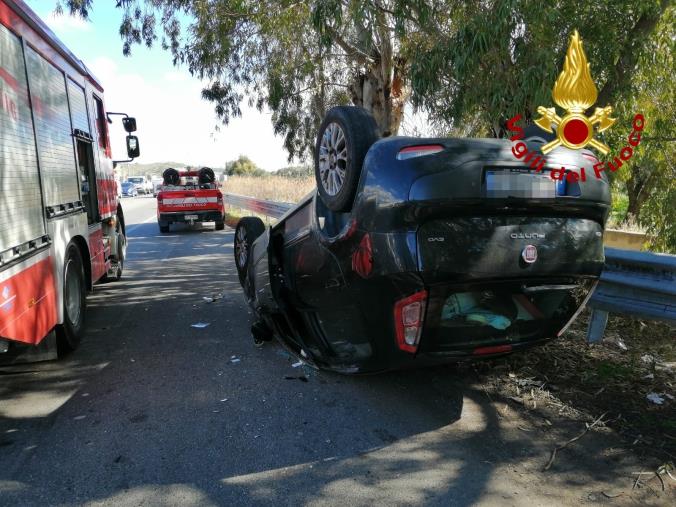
(59, 0), (457, 159)
(59, 0), (673, 248)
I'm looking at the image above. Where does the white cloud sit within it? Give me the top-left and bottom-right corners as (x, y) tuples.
(46, 12), (92, 32)
(90, 58), (291, 171)
(163, 71), (189, 83)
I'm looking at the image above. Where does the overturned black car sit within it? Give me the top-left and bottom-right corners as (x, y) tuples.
(234, 106), (610, 373)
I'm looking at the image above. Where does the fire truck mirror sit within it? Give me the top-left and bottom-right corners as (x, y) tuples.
(122, 117), (137, 133)
(126, 135), (140, 159)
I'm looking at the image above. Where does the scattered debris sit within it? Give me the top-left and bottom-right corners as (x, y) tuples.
(203, 293), (223, 303)
(73, 415), (86, 421)
(191, 322), (210, 328)
(220, 398), (228, 402)
(641, 354), (655, 365)
(646, 393), (665, 405)
(230, 355), (241, 364)
(291, 361), (303, 368)
(615, 338), (628, 351)
(643, 373), (655, 380)
(543, 412), (607, 471)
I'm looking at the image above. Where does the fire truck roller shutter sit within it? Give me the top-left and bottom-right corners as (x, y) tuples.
(25, 46), (79, 209)
(67, 79), (89, 135)
(198, 167), (215, 185)
(163, 168), (180, 186)
(0, 23), (46, 255)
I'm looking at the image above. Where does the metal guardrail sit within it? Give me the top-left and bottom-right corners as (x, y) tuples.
(224, 193), (676, 342)
(587, 247), (676, 342)
(224, 193), (293, 219)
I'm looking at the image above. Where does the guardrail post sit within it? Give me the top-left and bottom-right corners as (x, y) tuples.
(586, 309), (609, 343)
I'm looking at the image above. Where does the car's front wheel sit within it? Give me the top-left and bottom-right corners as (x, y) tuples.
(234, 217), (265, 288)
(314, 106), (379, 212)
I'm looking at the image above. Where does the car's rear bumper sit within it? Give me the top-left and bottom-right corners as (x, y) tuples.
(159, 210), (224, 223)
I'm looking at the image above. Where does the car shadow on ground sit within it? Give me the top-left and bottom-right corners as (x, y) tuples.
(0, 222), (653, 505)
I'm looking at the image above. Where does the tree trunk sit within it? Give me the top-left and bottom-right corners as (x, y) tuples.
(623, 166), (656, 223)
(596, 0), (669, 107)
(349, 61), (407, 137)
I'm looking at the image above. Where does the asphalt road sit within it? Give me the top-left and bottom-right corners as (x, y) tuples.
(0, 197), (652, 506)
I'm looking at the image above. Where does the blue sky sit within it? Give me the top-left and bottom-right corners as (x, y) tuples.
(28, 1), (290, 170)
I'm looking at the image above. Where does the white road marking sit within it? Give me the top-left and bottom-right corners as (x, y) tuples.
(125, 214), (157, 235)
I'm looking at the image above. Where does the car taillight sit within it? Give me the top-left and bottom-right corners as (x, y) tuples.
(396, 144), (444, 160)
(394, 290), (428, 353)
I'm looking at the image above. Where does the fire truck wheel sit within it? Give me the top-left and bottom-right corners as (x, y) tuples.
(159, 222), (170, 233)
(215, 220), (225, 231)
(234, 217), (265, 288)
(56, 244), (87, 354)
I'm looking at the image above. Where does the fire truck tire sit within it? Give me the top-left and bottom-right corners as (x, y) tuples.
(159, 222), (170, 233)
(163, 168), (180, 186)
(199, 167), (216, 184)
(56, 244), (87, 354)
(215, 219), (225, 231)
(234, 217), (265, 288)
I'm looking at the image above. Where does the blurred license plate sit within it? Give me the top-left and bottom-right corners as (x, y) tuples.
(485, 168), (557, 198)
(185, 214), (198, 220)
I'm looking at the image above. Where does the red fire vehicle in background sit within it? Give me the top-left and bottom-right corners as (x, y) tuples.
(156, 167), (225, 233)
(0, 0), (140, 360)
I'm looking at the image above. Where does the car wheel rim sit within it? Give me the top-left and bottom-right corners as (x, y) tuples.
(319, 122), (347, 196)
(64, 258), (82, 325)
(235, 227), (247, 269)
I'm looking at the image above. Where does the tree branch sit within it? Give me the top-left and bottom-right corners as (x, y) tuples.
(323, 24), (374, 65)
(597, 0), (670, 107)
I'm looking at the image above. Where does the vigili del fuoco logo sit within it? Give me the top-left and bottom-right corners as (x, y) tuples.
(507, 30), (644, 182)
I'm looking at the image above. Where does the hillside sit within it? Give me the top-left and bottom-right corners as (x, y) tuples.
(116, 161), (226, 179)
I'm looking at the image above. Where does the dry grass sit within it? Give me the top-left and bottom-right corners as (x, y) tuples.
(222, 175), (315, 204)
(479, 311), (676, 464)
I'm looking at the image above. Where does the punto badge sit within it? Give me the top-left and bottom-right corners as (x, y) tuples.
(522, 245), (538, 264)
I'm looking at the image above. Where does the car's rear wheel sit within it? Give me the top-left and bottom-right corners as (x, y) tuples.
(234, 217), (265, 287)
(56, 244), (86, 354)
(314, 106), (379, 212)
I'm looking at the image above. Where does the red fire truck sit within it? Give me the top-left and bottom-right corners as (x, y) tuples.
(0, 0), (140, 360)
(157, 167), (225, 233)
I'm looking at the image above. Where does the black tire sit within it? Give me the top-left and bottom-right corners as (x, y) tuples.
(56, 244), (86, 354)
(159, 223), (170, 233)
(199, 167), (216, 184)
(163, 168), (180, 186)
(215, 219), (225, 231)
(234, 217), (265, 287)
(314, 106), (379, 212)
